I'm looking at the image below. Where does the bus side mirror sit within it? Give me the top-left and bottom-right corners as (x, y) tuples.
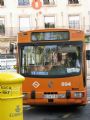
(86, 50), (90, 60)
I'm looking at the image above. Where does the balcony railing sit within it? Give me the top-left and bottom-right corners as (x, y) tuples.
(68, 0), (79, 4)
(43, 0), (55, 5)
(18, 0), (30, 6)
(0, 27), (19, 37)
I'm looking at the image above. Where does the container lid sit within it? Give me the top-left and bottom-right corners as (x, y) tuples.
(0, 72), (25, 83)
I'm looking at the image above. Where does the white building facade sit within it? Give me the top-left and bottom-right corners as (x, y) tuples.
(0, 0), (90, 53)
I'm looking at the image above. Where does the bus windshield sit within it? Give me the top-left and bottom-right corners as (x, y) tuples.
(20, 42), (82, 77)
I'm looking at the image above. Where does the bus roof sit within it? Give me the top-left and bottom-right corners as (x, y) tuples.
(18, 28), (83, 34)
(18, 28), (85, 43)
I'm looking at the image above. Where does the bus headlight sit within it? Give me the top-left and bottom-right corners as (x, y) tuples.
(58, 94), (66, 98)
(74, 92), (83, 98)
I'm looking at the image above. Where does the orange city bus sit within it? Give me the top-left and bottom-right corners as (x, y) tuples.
(17, 28), (87, 106)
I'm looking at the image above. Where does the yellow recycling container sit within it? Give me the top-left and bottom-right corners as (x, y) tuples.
(0, 72), (25, 120)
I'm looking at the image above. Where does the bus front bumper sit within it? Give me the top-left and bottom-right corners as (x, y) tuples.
(23, 91), (87, 105)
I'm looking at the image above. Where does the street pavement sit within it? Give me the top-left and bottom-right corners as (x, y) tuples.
(23, 104), (90, 120)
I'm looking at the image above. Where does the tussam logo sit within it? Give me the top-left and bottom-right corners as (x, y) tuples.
(32, 81), (40, 88)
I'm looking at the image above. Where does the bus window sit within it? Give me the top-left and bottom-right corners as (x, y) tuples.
(20, 43), (81, 77)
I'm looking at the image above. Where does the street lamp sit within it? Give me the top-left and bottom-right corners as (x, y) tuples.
(35, 12), (38, 28)
(35, 11), (42, 29)
(32, 0), (42, 28)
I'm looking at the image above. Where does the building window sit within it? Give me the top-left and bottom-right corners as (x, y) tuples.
(68, 0), (79, 4)
(19, 17), (30, 31)
(43, 0), (55, 5)
(18, 0), (30, 6)
(0, 17), (5, 35)
(68, 15), (80, 29)
(44, 16), (55, 28)
(0, 0), (4, 6)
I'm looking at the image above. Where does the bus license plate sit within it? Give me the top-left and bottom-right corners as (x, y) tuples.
(44, 94), (58, 99)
